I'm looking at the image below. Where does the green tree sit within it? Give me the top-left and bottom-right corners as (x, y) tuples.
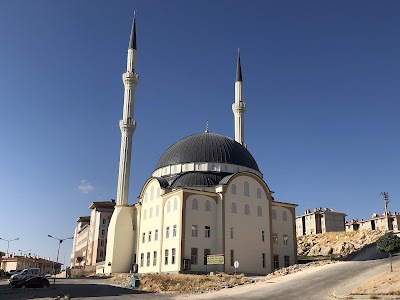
(376, 232), (400, 272)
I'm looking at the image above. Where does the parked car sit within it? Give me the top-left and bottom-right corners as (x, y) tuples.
(5, 270), (23, 278)
(9, 276), (28, 287)
(10, 268), (40, 280)
(13, 276), (50, 288)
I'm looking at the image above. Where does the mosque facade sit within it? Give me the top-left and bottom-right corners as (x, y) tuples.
(98, 14), (297, 275)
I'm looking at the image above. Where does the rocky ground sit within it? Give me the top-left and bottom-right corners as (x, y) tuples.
(297, 229), (386, 258)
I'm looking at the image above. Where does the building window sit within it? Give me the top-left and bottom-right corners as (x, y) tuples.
(164, 249), (169, 265)
(173, 225), (177, 237)
(244, 181), (249, 196)
(142, 232), (145, 243)
(99, 250), (103, 258)
(262, 230), (265, 242)
(205, 226), (211, 238)
(204, 249), (211, 265)
(283, 235), (289, 245)
(282, 211), (288, 221)
(262, 253), (266, 268)
(100, 240), (104, 246)
(231, 202), (237, 214)
(273, 233), (278, 244)
(143, 209), (147, 220)
(149, 207), (153, 219)
(156, 205), (159, 217)
(257, 206), (262, 216)
(272, 209), (277, 220)
(192, 225), (198, 237)
(148, 231), (152, 242)
(155, 229), (159, 241)
(230, 250), (234, 266)
(273, 255), (279, 270)
(174, 198), (178, 211)
(231, 184), (237, 195)
(102, 218), (106, 225)
(205, 200), (211, 212)
(284, 256), (290, 267)
(172, 248), (176, 264)
(192, 198), (199, 210)
(140, 253), (144, 267)
(230, 227), (234, 239)
(257, 188), (262, 198)
(167, 200), (171, 213)
(146, 252), (150, 267)
(166, 226), (170, 238)
(153, 251), (157, 266)
(244, 204), (250, 215)
(101, 230), (105, 236)
(191, 248), (198, 265)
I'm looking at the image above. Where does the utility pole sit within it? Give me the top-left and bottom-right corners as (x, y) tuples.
(380, 192), (390, 230)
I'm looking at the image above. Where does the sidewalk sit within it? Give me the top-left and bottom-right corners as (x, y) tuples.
(333, 257), (400, 299)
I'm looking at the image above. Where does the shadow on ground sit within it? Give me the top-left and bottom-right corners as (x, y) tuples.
(344, 243), (389, 261)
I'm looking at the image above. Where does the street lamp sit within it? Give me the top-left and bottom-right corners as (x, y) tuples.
(18, 249), (32, 269)
(47, 235), (73, 286)
(0, 237), (19, 257)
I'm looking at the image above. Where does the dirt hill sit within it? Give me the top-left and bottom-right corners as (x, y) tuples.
(297, 230), (386, 258)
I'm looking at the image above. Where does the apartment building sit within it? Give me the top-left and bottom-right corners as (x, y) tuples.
(1, 255), (61, 275)
(296, 208), (347, 236)
(346, 212), (400, 232)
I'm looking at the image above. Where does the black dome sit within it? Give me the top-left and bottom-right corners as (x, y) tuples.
(155, 133), (259, 171)
(170, 173), (216, 188)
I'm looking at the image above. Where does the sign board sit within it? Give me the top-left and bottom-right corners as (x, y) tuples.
(207, 254), (224, 265)
(234, 261), (239, 269)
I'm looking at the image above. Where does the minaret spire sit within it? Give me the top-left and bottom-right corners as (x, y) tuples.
(129, 11), (137, 50)
(232, 49), (246, 146)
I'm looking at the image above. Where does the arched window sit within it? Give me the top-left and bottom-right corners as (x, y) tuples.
(150, 186), (154, 201)
(205, 200), (211, 212)
(231, 184), (237, 195)
(149, 207), (153, 219)
(257, 188), (262, 199)
(192, 198), (199, 210)
(173, 198), (178, 211)
(244, 181), (250, 197)
(231, 202), (237, 214)
(282, 211), (288, 221)
(167, 200), (171, 213)
(257, 205), (262, 216)
(272, 209), (277, 220)
(244, 204), (250, 215)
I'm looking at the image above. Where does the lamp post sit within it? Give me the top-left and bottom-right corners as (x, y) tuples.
(18, 249), (32, 270)
(0, 237), (19, 258)
(47, 235), (73, 286)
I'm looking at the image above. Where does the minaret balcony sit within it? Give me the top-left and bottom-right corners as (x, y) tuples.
(122, 72), (139, 85)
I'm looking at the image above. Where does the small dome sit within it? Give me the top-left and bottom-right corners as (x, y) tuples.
(155, 133), (259, 171)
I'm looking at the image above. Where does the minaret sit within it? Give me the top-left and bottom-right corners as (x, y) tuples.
(116, 12), (139, 206)
(104, 13), (138, 274)
(232, 49), (246, 146)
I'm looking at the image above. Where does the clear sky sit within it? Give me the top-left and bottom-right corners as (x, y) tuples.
(0, 0), (399, 265)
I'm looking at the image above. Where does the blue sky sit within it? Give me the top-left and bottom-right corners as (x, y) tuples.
(0, 0), (399, 265)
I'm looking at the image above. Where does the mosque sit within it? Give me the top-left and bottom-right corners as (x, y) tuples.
(99, 14), (297, 275)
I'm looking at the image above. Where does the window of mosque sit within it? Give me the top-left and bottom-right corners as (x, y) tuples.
(262, 253), (266, 268)
(257, 205), (262, 216)
(173, 198), (178, 211)
(231, 202), (237, 214)
(146, 252), (150, 267)
(284, 235), (289, 245)
(150, 186), (154, 200)
(142, 233), (145, 243)
(282, 211), (288, 221)
(244, 181), (250, 196)
(155, 229), (159, 241)
(230, 227), (234, 239)
(192, 198), (199, 210)
(173, 224), (177, 237)
(205, 200), (211, 212)
(257, 188), (262, 198)
(153, 251), (157, 266)
(167, 201), (171, 213)
(156, 205), (159, 217)
(140, 253), (144, 267)
(230, 250), (234, 266)
(272, 209), (277, 220)
(148, 231), (152, 242)
(192, 225), (198, 237)
(149, 207), (153, 219)
(164, 249), (169, 265)
(172, 248), (176, 264)
(191, 248), (198, 265)
(231, 184), (237, 195)
(262, 230), (265, 242)
(244, 204), (250, 215)
(166, 226), (170, 238)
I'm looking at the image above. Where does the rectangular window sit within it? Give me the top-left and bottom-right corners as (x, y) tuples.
(172, 248), (176, 264)
(230, 250), (235, 266)
(166, 226), (170, 238)
(262, 253), (266, 268)
(230, 227), (234, 239)
(205, 226), (211, 238)
(142, 232), (145, 243)
(192, 225), (198, 237)
(140, 253), (144, 267)
(146, 252), (150, 267)
(155, 229), (159, 241)
(204, 249), (211, 265)
(284, 256), (290, 267)
(262, 230), (265, 242)
(191, 248), (198, 265)
(273, 255), (279, 270)
(273, 233), (278, 244)
(99, 250), (104, 258)
(100, 240), (104, 246)
(173, 225), (177, 237)
(283, 235), (289, 245)
(164, 249), (169, 265)
(148, 231), (152, 242)
(153, 251), (157, 266)
(101, 230), (105, 236)
(102, 218), (106, 225)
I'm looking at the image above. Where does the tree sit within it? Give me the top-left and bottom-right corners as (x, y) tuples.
(376, 232), (400, 272)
